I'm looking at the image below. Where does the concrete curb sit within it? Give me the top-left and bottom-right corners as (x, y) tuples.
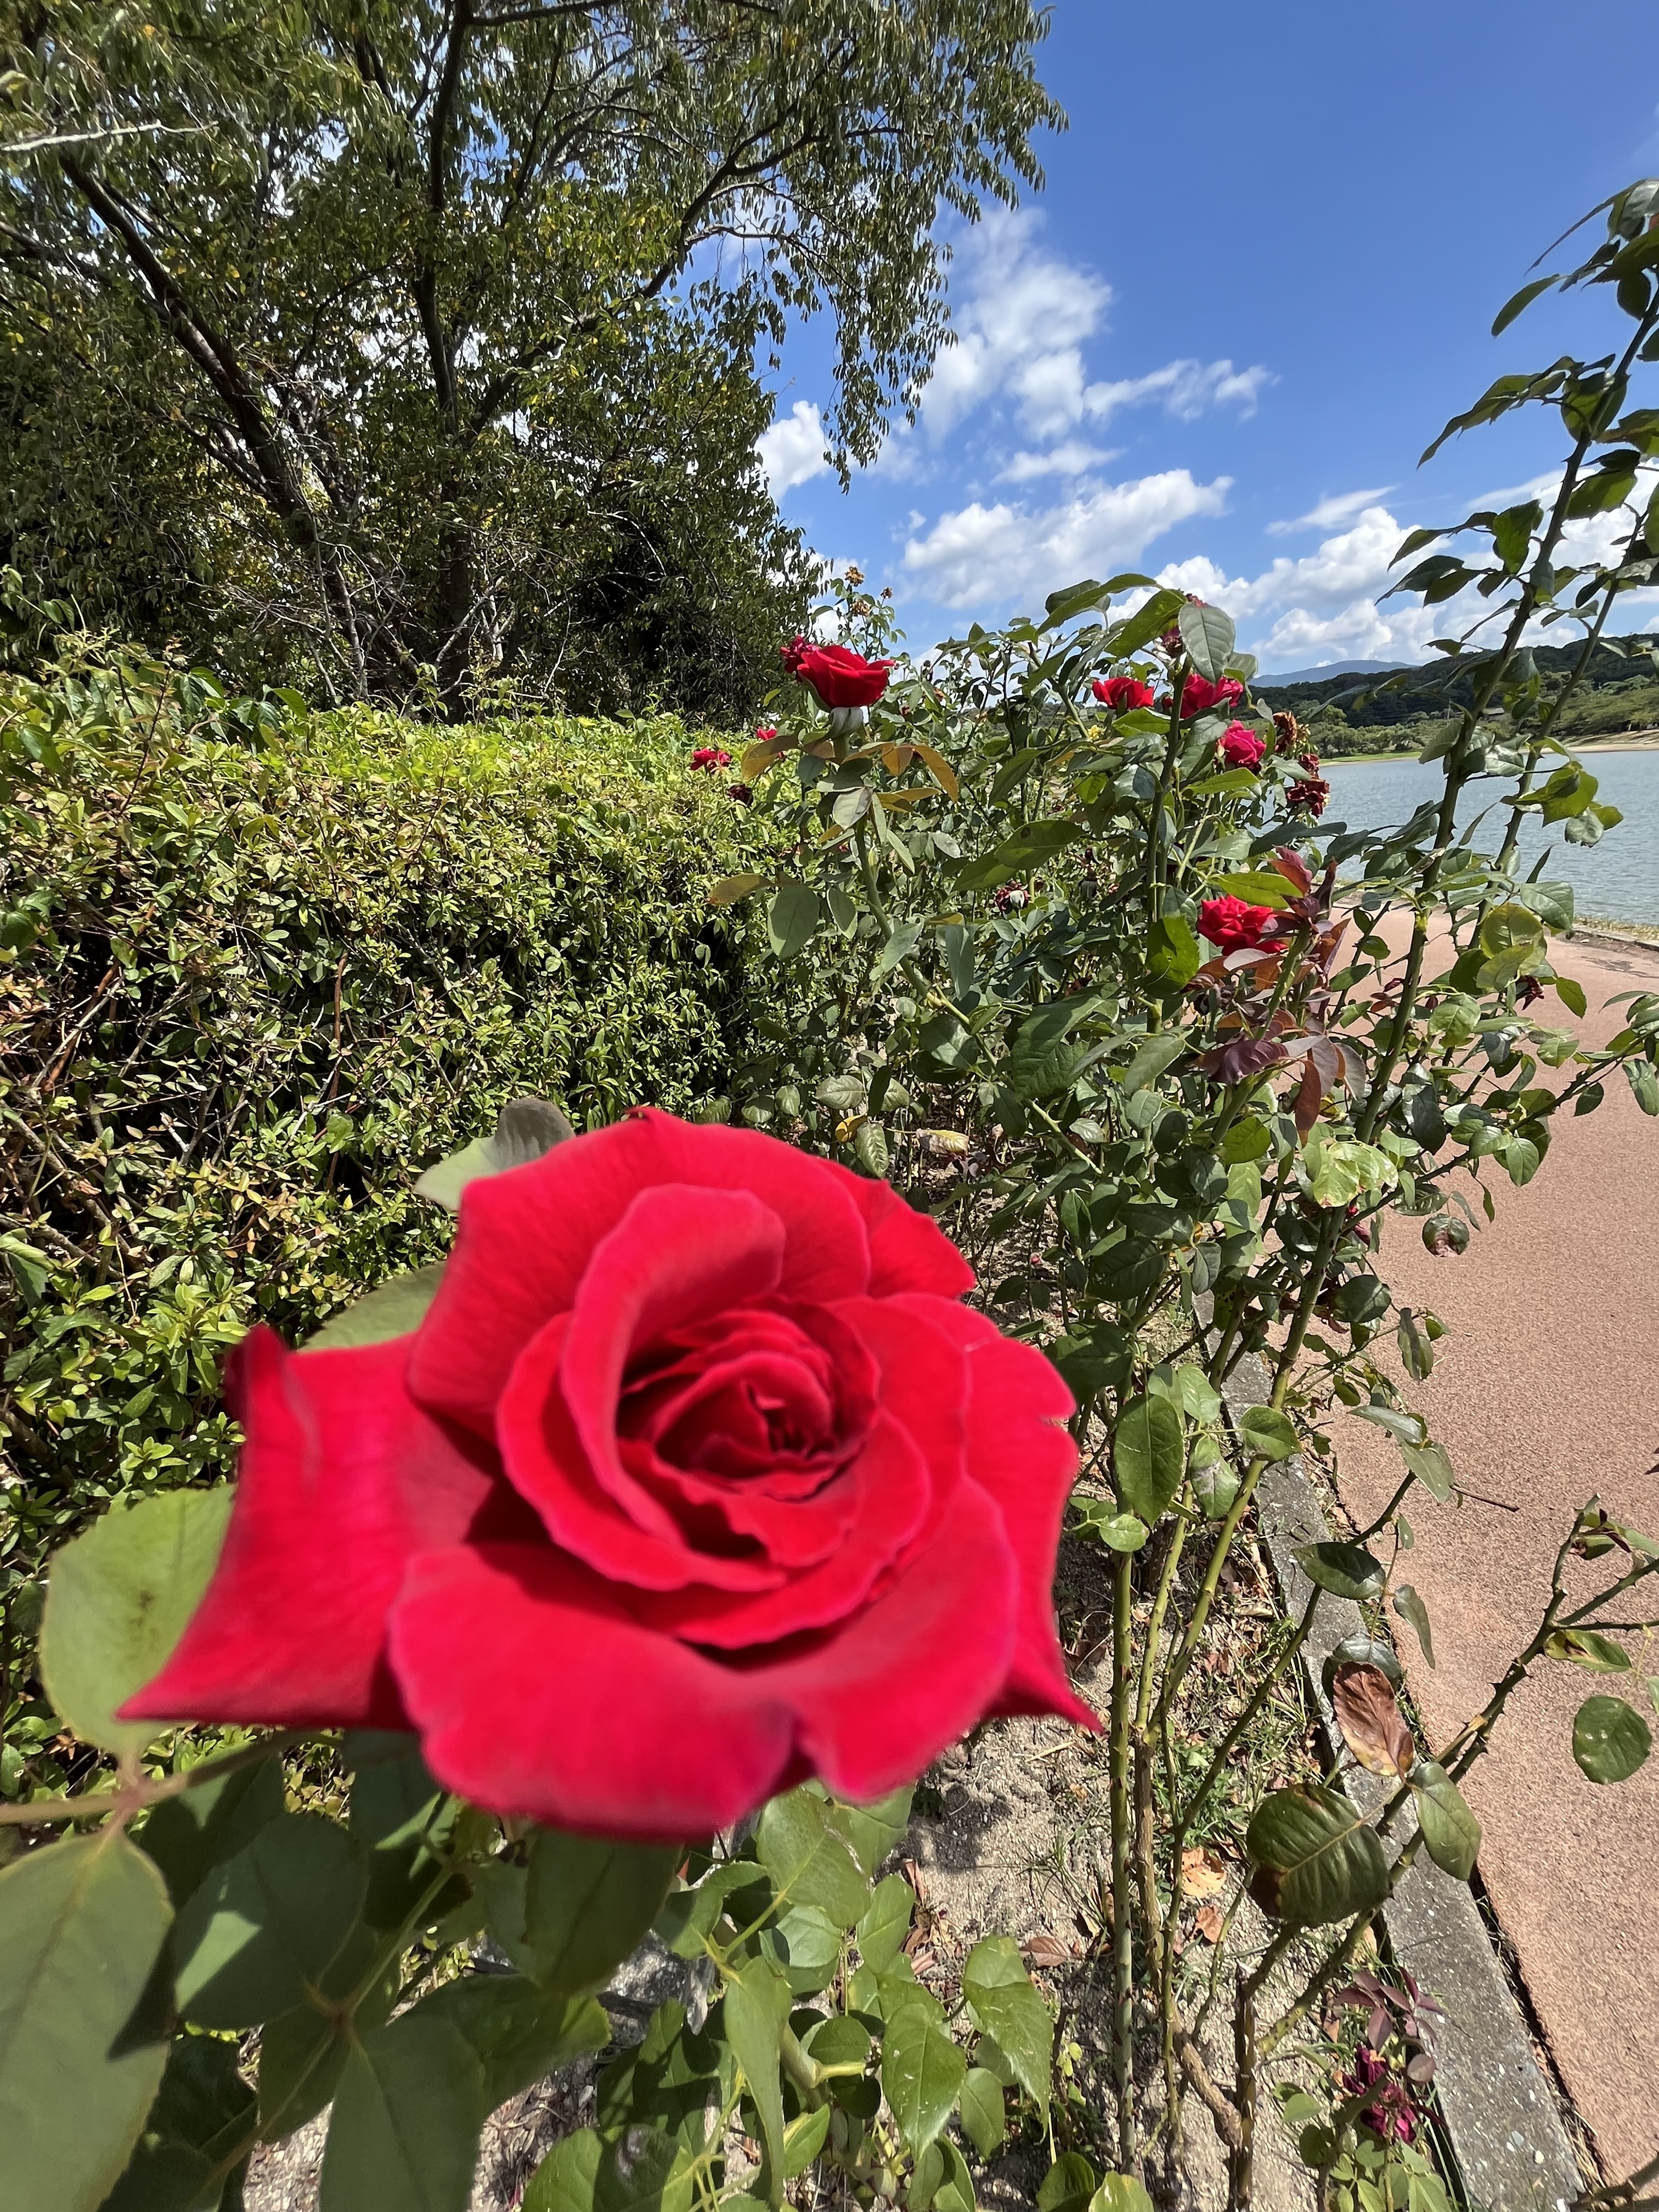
(1220, 1355), (1583, 2212)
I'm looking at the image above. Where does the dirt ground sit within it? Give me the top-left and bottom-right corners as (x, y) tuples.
(1333, 927), (1659, 2179)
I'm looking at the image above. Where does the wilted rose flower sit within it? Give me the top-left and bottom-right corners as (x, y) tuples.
(1092, 676), (1155, 712)
(781, 637), (893, 709)
(1338, 2050), (1418, 2145)
(1177, 673), (1245, 719)
(690, 746), (733, 772)
(1198, 895), (1277, 952)
(126, 1113), (1091, 1839)
(1288, 776), (1331, 817)
(992, 883), (1030, 913)
(726, 782), (755, 806)
(1219, 722), (1267, 771)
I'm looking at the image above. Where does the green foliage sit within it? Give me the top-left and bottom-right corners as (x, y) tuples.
(0, 645), (769, 1626)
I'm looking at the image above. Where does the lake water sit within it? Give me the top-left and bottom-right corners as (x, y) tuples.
(1322, 747), (1659, 926)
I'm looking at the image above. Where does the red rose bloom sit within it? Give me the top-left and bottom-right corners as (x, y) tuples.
(690, 746), (733, 772)
(781, 637), (893, 709)
(1218, 722), (1267, 771)
(1177, 672), (1245, 719)
(1092, 677), (1155, 712)
(127, 1113), (1089, 1838)
(1198, 895), (1277, 952)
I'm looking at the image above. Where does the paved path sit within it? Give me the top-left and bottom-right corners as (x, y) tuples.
(1333, 929), (1659, 2178)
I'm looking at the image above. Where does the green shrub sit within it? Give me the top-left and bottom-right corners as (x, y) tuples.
(0, 645), (765, 1578)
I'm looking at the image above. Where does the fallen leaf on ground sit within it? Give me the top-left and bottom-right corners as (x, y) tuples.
(1181, 1846), (1228, 1899)
(1024, 1934), (1076, 1967)
(1195, 1904), (1225, 1944)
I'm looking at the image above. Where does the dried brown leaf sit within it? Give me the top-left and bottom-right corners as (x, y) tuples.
(1331, 1661), (1415, 1777)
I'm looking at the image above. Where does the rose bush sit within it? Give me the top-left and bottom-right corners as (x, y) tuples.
(127, 1110), (1087, 1838)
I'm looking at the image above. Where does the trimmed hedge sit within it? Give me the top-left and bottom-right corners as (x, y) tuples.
(0, 647), (766, 1582)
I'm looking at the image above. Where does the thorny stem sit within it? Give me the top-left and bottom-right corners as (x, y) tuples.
(1109, 1547), (1136, 2165)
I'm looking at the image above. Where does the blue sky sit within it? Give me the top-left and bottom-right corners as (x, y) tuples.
(757, 0), (1659, 674)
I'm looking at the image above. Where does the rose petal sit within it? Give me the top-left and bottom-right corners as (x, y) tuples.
(409, 1111), (874, 1436)
(123, 1328), (496, 1728)
(388, 1543), (799, 1839)
(900, 1299), (1096, 1729)
(830, 1170), (975, 1299)
(496, 1312), (783, 1593)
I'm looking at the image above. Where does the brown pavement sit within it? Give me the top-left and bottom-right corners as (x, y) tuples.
(1331, 928), (1659, 2177)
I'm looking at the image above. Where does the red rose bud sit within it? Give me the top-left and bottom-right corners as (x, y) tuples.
(753, 726), (778, 744)
(1218, 721), (1267, 771)
(1092, 676), (1155, 711)
(781, 637), (893, 709)
(1178, 672), (1245, 719)
(690, 746), (733, 772)
(123, 1112), (1092, 1838)
(1198, 895), (1277, 952)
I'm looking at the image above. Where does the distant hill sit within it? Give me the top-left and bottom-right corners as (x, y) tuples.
(1256, 658), (1410, 685)
(1255, 633), (1659, 756)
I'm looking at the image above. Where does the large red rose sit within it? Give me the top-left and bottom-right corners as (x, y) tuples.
(1092, 676), (1155, 712)
(1176, 672), (1245, 719)
(1198, 895), (1278, 952)
(127, 1113), (1089, 1839)
(1218, 721), (1267, 771)
(782, 636), (893, 709)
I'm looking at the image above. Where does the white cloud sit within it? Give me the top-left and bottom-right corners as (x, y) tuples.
(1168, 476), (1659, 672)
(902, 470), (1231, 611)
(1267, 486), (1397, 537)
(1082, 358), (1274, 429)
(916, 213), (1272, 446)
(758, 400), (831, 498)
(996, 441), (1121, 483)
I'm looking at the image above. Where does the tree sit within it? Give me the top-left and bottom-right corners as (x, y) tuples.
(0, 0), (1059, 712)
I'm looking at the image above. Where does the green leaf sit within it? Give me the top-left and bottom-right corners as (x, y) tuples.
(414, 1096), (574, 1211)
(766, 883), (821, 960)
(1245, 1785), (1390, 1928)
(1238, 1406), (1299, 1463)
(874, 921), (923, 977)
(1119, 1031), (1187, 1094)
(319, 2014), (486, 2212)
(1544, 1628), (1632, 1673)
(0, 1832), (174, 2212)
(304, 1263), (446, 1349)
(1073, 1500), (1149, 1551)
(518, 1830), (679, 1995)
(41, 1488), (233, 1758)
(783, 2104), (832, 2177)
(1348, 1404), (1426, 1448)
(1178, 601), (1237, 682)
(825, 1784), (912, 1877)
(1554, 975), (1588, 1018)
(137, 1752), (286, 1909)
(415, 1977), (609, 2109)
(725, 1958), (790, 2199)
(1145, 913), (1199, 988)
(1408, 1762), (1481, 1882)
(958, 2067), (1006, 2157)
(755, 1790), (868, 1928)
(856, 1873), (915, 1970)
(524, 2128), (603, 2212)
(881, 1995), (967, 2155)
(173, 1813), (368, 2029)
(1105, 588), (1187, 660)
(1038, 2154), (1099, 2212)
(1492, 274), (1558, 335)
(1293, 1542), (1385, 1602)
(854, 1120), (890, 1177)
(1207, 870), (1292, 908)
(961, 1934), (1051, 2115)
(1401, 1441), (1456, 1504)
(1112, 1395), (1184, 1525)
(1392, 1584), (1436, 1667)
(1571, 1696), (1652, 1784)
(104, 2029), (256, 2211)
(761, 1903), (842, 1994)
(1089, 2181), (1155, 2212)
(707, 872), (767, 908)
(654, 1862), (756, 1959)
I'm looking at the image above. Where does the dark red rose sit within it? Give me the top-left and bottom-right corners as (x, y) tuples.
(726, 782), (755, 805)
(1288, 775), (1331, 817)
(1092, 677), (1155, 712)
(127, 1113), (1089, 1839)
(1177, 672), (1245, 719)
(1218, 721), (1267, 771)
(781, 636), (893, 709)
(690, 746), (733, 772)
(1198, 895), (1277, 952)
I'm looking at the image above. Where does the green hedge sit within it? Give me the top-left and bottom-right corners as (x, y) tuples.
(0, 647), (766, 1583)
